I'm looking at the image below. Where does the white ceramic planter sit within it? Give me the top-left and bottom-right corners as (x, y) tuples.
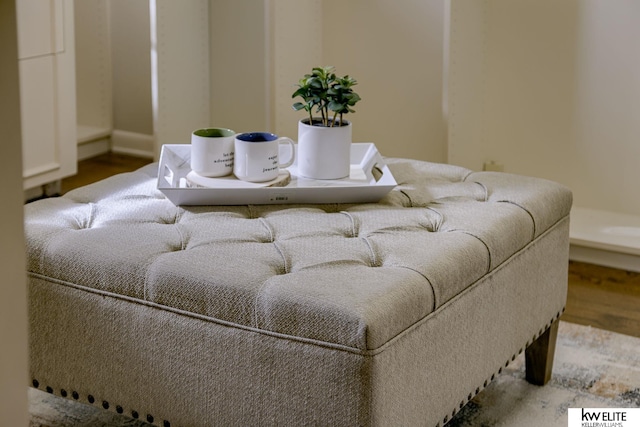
(296, 118), (352, 180)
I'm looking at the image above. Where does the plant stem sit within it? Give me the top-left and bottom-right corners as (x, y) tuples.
(331, 111), (338, 127)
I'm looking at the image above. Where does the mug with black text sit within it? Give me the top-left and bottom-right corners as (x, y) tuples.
(190, 127), (235, 177)
(233, 132), (295, 182)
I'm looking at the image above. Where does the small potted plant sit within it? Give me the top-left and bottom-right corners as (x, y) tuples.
(292, 66), (361, 179)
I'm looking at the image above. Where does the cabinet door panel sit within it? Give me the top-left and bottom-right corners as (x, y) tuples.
(16, 0), (66, 59)
(19, 57), (59, 178)
(19, 0), (76, 190)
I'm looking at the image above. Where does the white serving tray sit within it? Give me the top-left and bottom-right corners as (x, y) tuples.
(157, 143), (397, 206)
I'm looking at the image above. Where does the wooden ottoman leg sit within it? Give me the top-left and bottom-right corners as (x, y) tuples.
(525, 319), (559, 385)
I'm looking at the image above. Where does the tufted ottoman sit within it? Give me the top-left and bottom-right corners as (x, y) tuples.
(25, 158), (572, 426)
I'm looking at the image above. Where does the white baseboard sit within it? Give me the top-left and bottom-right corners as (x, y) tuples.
(111, 129), (154, 159)
(77, 124), (112, 160)
(569, 207), (640, 272)
(78, 138), (111, 160)
(569, 245), (640, 273)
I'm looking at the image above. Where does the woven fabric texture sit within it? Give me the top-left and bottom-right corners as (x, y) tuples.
(25, 159), (572, 351)
(25, 158), (572, 426)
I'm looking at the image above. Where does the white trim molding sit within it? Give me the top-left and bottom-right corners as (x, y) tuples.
(111, 129), (154, 159)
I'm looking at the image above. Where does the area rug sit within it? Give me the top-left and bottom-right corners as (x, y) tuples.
(29, 321), (639, 427)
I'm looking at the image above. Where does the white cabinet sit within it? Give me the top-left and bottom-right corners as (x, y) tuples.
(17, 0), (76, 190)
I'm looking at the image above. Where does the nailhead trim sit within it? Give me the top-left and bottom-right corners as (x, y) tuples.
(436, 309), (565, 426)
(33, 312), (565, 427)
(29, 379), (168, 427)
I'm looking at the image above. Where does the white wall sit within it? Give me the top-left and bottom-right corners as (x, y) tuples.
(111, 0), (153, 136)
(447, 0), (640, 216)
(75, 0), (112, 135)
(321, 0), (446, 162)
(76, 0), (155, 158)
(570, 0), (640, 215)
(271, 0), (446, 163)
(76, 1), (448, 162)
(209, 0), (270, 134)
(151, 0), (210, 157)
(271, 0), (323, 139)
(0, 1), (29, 424)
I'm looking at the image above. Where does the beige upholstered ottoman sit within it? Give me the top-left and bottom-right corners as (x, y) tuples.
(25, 158), (572, 426)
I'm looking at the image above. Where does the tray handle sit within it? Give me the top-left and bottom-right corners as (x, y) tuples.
(371, 163), (384, 182)
(359, 145), (387, 183)
(159, 146), (192, 188)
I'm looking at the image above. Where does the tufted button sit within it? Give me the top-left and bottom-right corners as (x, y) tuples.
(32, 379), (39, 388)
(131, 410), (139, 419)
(147, 414), (154, 423)
(116, 405), (123, 414)
(87, 394), (95, 404)
(102, 401), (109, 409)
(72, 391), (79, 400)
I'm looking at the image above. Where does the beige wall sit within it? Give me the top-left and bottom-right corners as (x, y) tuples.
(75, 0), (112, 132)
(75, 0), (153, 138)
(271, 0), (323, 139)
(76, 1), (640, 216)
(0, 0), (29, 424)
(111, 0), (153, 135)
(80, 0), (447, 161)
(321, 0), (446, 162)
(270, 0), (446, 163)
(447, 0), (640, 216)
(209, 0), (269, 134)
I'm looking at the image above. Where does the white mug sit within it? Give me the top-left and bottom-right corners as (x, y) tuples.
(190, 127), (235, 177)
(233, 132), (295, 182)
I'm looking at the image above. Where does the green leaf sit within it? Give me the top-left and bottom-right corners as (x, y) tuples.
(292, 66), (361, 120)
(292, 102), (307, 111)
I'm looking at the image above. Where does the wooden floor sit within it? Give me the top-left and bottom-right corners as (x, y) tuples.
(62, 153), (640, 339)
(564, 261), (640, 338)
(60, 152), (153, 194)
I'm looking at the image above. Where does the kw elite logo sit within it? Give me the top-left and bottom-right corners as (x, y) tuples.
(568, 408), (639, 427)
